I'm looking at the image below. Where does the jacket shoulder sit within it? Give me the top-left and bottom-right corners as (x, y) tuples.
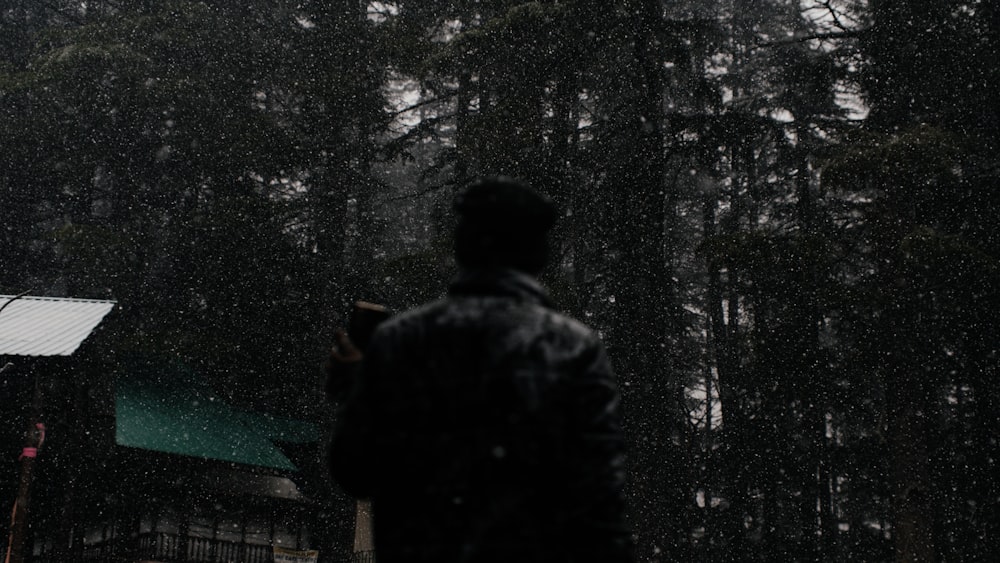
(371, 297), (603, 355)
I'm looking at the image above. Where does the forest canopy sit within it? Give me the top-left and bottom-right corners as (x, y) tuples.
(2, 1), (998, 561)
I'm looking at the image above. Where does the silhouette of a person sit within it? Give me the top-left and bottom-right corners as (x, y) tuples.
(327, 177), (633, 563)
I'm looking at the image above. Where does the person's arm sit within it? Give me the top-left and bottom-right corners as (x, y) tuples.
(328, 330), (383, 498)
(563, 338), (635, 562)
(324, 330), (363, 402)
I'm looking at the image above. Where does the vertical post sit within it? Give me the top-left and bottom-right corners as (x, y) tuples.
(352, 500), (374, 554)
(269, 514), (276, 554)
(178, 509), (190, 563)
(296, 515), (303, 551)
(239, 511), (246, 562)
(4, 413), (45, 563)
(210, 515), (219, 563)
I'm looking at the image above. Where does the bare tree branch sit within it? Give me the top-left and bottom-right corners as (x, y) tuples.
(388, 91), (459, 118)
(755, 28), (866, 49)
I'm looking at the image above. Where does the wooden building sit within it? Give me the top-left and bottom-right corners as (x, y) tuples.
(1, 295), (356, 562)
(29, 359), (343, 563)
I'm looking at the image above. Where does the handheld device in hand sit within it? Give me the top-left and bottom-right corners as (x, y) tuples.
(349, 301), (390, 352)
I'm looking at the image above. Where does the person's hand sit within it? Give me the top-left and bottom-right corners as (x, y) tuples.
(324, 329), (362, 401)
(330, 329), (363, 364)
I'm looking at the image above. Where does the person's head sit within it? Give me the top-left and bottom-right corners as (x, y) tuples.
(453, 177), (557, 275)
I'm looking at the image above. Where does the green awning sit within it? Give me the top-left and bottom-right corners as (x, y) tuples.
(115, 364), (318, 471)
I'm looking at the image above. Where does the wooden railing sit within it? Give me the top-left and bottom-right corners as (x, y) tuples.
(34, 532), (360, 563)
(350, 551), (377, 563)
(30, 532), (375, 563)
(67, 532), (268, 562)
(130, 532), (275, 562)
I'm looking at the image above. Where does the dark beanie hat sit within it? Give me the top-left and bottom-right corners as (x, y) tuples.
(454, 177), (557, 233)
(453, 177), (557, 272)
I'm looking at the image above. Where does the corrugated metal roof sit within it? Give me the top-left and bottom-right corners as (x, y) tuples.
(0, 294), (116, 356)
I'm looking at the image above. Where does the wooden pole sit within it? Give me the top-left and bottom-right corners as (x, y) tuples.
(352, 500), (374, 554)
(4, 410), (45, 563)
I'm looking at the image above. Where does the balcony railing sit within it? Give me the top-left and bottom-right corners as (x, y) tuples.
(33, 532), (372, 563)
(350, 551), (376, 563)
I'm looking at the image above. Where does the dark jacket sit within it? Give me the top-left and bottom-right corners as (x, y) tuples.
(330, 269), (632, 563)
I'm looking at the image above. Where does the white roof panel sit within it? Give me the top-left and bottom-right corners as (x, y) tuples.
(0, 295), (116, 356)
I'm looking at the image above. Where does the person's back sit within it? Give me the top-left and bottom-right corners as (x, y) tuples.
(329, 178), (633, 562)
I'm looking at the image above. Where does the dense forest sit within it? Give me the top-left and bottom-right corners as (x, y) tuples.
(2, 0), (998, 561)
